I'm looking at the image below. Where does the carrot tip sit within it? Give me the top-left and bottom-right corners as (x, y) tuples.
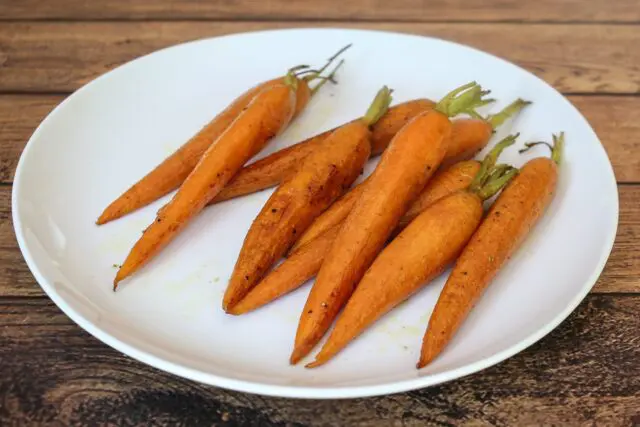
(305, 359), (323, 369)
(289, 347), (306, 365)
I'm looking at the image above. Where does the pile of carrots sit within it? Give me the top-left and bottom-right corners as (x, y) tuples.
(98, 45), (564, 369)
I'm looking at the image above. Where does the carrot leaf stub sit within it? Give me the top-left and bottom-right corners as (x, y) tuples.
(434, 82), (495, 119)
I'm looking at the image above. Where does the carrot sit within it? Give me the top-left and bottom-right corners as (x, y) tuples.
(113, 80), (300, 288)
(306, 136), (518, 367)
(418, 133), (563, 368)
(289, 177), (368, 251)
(209, 98), (435, 204)
(96, 46), (351, 225)
(290, 82), (493, 364)
(397, 160), (480, 230)
(291, 98), (530, 253)
(309, 183), (518, 366)
(222, 87), (393, 311)
(229, 160), (476, 315)
(228, 225), (339, 315)
(228, 138), (510, 315)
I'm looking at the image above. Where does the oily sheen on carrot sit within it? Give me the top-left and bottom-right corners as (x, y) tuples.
(113, 83), (297, 288)
(290, 82), (492, 364)
(418, 134), (563, 368)
(291, 99), (530, 252)
(222, 87), (392, 311)
(306, 136), (519, 367)
(209, 99), (435, 204)
(229, 160), (480, 316)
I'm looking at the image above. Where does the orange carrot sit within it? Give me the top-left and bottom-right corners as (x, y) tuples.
(222, 87), (393, 311)
(97, 46), (350, 225)
(228, 225), (339, 315)
(113, 80), (299, 288)
(418, 133), (563, 368)
(291, 99), (529, 252)
(210, 99), (435, 204)
(290, 82), (493, 364)
(306, 137), (519, 367)
(397, 160), (480, 230)
(228, 138), (508, 315)
(289, 178), (368, 252)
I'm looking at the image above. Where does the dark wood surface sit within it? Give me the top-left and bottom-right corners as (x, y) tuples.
(1, 1), (638, 425)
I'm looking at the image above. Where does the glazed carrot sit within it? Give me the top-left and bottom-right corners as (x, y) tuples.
(228, 141), (502, 315)
(228, 225), (339, 315)
(418, 133), (563, 368)
(290, 82), (493, 364)
(306, 137), (519, 367)
(397, 160), (480, 230)
(97, 46), (350, 225)
(291, 99), (529, 252)
(210, 99), (435, 204)
(113, 80), (299, 288)
(289, 178), (369, 251)
(222, 87), (393, 311)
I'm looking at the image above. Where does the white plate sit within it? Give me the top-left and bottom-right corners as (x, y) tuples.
(13, 28), (618, 399)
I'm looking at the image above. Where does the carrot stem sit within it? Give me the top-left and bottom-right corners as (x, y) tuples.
(477, 166), (519, 200)
(306, 44), (352, 80)
(434, 82), (494, 118)
(310, 59), (345, 95)
(518, 132), (564, 165)
(468, 133), (519, 193)
(486, 163), (511, 182)
(283, 71), (299, 91)
(487, 98), (532, 129)
(362, 86), (393, 127)
(552, 132), (564, 165)
(288, 64), (311, 74)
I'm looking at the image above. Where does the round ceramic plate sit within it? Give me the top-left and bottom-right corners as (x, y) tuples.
(13, 28), (618, 399)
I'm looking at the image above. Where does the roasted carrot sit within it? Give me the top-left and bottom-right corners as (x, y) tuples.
(97, 46), (350, 225)
(228, 224), (339, 315)
(228, 139), (506, 315)
(306, 136), (518, 367)
(113, 80), (299, 288)
(291, 98), (530, 252)
(210, 99), (435, 204)
(222, 87), (393, 311)
(397, 160), (480, 230)
(418, 133), (563, 368)
(290, 82), (493, 364)
(289, 177), (369, 251)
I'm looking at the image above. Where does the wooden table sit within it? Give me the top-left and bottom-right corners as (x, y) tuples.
(1, 1), (639, 425)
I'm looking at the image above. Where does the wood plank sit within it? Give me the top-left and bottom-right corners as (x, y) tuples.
(0, 95), (65, 182)
(0, 295), (638, 425)
(0, 0), (639, 23)
(2, 185), (639, 297)
(1, 95), (638, 184)
(0, 22), (638, 93)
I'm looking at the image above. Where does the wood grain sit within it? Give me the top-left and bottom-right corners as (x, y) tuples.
(1, 296), (638, 425)
(2, 185), (638, 297)
(2, 95), (640, 184)
(0, 22), (639, 93)
(1, 0), (639, 23)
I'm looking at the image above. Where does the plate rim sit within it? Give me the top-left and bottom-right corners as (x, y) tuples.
(11, 27), (620, 399)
